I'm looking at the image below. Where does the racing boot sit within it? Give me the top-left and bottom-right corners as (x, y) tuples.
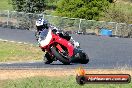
(71, 48), (89, 64)
(44, 52), (54, 64)
(70, 48), (82, 63)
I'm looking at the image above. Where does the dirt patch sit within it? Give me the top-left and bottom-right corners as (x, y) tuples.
(0, 69), (131, 80)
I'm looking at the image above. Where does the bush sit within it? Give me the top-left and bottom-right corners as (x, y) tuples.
(55, 0), (110, 20)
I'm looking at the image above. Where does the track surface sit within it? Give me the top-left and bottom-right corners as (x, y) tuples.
(0, 28), (132, 69)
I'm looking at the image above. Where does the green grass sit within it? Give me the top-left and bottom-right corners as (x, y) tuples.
(0, 76), (131, 88)
(0, 0), (13, 10)
(0, 41), (43, 62)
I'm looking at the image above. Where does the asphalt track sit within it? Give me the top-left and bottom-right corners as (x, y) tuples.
(0, 28), (132, 69)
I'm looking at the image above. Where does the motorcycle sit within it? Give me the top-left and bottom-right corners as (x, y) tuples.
(37, 29), (89, 64)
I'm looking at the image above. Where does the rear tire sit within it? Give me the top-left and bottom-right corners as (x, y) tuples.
(80, 52), (89, 64)
(50, 46), (71, 65)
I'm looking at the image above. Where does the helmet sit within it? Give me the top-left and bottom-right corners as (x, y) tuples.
(36, 18), (49, 31)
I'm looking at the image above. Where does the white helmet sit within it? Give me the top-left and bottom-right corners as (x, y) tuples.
(36, 18), (49, 31)
(36, 18), (44, 26)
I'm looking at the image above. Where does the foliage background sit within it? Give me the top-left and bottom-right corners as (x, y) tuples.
(0, 0), (131, 23)
(55, 0), (110, 20)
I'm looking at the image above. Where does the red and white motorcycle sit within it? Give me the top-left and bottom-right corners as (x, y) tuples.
(37, 29), (89, 64)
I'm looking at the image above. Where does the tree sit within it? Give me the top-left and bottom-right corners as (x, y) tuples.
(10, 0), (46, 13)
(56, 0), (110, 20)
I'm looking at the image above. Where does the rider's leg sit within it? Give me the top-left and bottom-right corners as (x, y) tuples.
(44, 52), (54, 64)
(58, 33), (80, 48)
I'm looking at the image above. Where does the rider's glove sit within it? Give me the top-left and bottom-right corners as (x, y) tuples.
(52, 29), (57, 34)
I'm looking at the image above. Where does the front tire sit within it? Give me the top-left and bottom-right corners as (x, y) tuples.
(50, 46), (71, 65)
(44, 52), (53, 64)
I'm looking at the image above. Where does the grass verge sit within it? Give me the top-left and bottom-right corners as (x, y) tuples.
(0, 75), (131, 88)
(0, 69), (131, 88)
(0, 41), (43, 62)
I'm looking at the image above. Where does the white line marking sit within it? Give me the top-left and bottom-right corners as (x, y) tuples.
(0, 38), (34, 46)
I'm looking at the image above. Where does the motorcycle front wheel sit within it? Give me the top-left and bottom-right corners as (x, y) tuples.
(50, 46), (71, 65)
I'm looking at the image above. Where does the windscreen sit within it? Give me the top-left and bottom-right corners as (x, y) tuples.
(39, 29), (49, 41)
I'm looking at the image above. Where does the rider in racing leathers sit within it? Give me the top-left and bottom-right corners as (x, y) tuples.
(35, 18), (80, 64)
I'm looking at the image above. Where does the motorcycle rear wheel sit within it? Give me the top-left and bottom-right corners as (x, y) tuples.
(80, 52), (89, 64)
(50, 46), (71, 65)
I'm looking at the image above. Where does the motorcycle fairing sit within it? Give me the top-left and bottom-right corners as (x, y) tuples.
(38, 29), (74, 57)
(39, 29), (52, 47)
